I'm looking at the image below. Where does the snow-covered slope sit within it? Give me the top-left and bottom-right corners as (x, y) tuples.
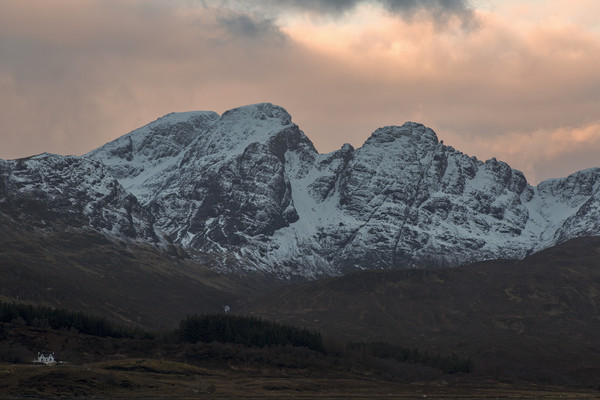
(0, 153), (158, 242)
(3, 103), (600, 279)
(85, 110), (219, 203)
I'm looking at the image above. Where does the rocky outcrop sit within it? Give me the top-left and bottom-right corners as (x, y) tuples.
(0, 154), (158, 242)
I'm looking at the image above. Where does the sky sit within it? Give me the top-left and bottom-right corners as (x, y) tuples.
(1, 0), (599, 184)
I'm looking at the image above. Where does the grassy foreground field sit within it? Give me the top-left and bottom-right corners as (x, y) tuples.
(1, 359), (599, 399)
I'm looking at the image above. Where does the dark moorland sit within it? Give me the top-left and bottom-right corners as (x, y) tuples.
(238, 236), (600, 387)
(2, 229), (600, 397)
(0, 306), (598, 399)
(0, 214), (277, 329)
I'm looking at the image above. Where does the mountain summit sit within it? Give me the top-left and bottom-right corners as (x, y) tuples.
(2, 103), (600, 278)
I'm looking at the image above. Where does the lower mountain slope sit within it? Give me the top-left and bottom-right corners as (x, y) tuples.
(237, 236), (600, 385)
(0, 213), (279, 330)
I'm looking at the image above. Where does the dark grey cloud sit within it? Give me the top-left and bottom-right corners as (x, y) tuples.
(381, 0), (471, 14)
(380, 0), (474, 23)
(215, 12), (287, 45)
(199, 0), (476, 43)
(238, 0), (474, 23)
(260, 0), (361, 15)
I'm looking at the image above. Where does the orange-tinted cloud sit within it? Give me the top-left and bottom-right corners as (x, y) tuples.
(442, 122), (600, 184)
(0, 0), (599, 184)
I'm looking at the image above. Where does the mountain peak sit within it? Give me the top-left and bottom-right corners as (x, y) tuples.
(151, 110), (220, 127)
(220, 103), (292, 126)
(363, 122), (439, 148)
(86, 110), (219, 162)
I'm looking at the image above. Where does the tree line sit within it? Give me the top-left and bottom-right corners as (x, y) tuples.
(348, 342), (473, 374)
(1, 301), (472, 375)
(0, 301), (140, 339)
(177, 314), (324, 353)
(0, 302), (324, 352)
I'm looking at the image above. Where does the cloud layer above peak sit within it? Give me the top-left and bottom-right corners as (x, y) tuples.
(1, 0), (599, 184)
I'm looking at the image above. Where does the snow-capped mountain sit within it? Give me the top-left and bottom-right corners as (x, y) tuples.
(2, 103), (600, 278)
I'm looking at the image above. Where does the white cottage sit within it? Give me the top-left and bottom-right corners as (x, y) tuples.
(34, 352), (56, 365)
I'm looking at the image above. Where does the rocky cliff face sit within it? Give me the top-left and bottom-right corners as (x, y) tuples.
(2, 103), (600, 278)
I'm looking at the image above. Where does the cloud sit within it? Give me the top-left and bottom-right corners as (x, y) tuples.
(379, 0), (474, 22)
(0, 0), (599, 185)
(0, 0), (307, 159)
(214, 12), (287, 45)
(257, 0), (363, 15)
(258, 0), (472, 16)
(276, 2), (600, 183)
(228, 0), (475, 25)
(443, 122), (600, 184)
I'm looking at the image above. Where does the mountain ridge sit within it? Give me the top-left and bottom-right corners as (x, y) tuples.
(2, 102), (600, 278)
